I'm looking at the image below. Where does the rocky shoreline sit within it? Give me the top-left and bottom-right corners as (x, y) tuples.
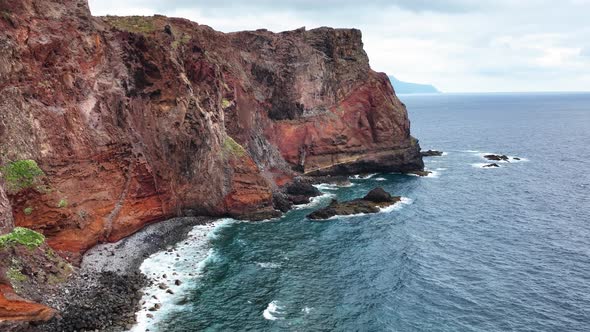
(25, 217), (212, 332)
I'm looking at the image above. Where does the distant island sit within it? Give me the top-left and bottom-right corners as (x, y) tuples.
(389, 75), (440, 94)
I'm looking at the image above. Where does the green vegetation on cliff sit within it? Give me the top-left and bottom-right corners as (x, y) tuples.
(1, 159), (45, 193)
(0, 227), (45, 249)
(223, 136), (246, 159)
(104, 16), (157, 34)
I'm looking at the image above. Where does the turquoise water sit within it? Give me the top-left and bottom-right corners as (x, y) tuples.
(145, 93), (590, 331)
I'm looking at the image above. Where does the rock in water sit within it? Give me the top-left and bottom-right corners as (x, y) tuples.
(307, 188), (401, 220)
(407, 170), (432, 177)
(421, 150), (444, 157)
(363, 188), (394, 203)
(483, 163), (500, 168)
(484, 154), (510, 161)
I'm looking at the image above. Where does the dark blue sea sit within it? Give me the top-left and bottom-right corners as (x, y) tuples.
(133, 93), (590, 332)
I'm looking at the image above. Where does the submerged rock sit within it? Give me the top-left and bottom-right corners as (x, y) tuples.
(484, 154), (510, 161)
(307, 188), (401, 220)
(483, 163), (500, 168)
(421, 150), (444, 157)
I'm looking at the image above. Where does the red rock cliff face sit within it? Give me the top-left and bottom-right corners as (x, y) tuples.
(0, 0), (423, 256)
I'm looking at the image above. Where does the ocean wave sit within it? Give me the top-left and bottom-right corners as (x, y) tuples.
(350, 173), (377, 180)
(374, 177), (387, 181)
(380, 197), (413, 213)
(293, 192), (336, 210)
(130, 220), (227, 332)
(263, 301), (284, 320)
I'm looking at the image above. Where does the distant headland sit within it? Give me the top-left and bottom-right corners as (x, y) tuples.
(389, 75), (440, 94)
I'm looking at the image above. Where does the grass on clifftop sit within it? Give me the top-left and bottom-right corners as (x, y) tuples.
(0, 227), (45, 249)
(223, 136), (246, 159)
(104, 16), (157, 34)
(1, 159), (45, 193)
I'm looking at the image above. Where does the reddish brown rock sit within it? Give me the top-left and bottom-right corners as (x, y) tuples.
(0, 0), (423, 257)
(0, 284), (56, 323)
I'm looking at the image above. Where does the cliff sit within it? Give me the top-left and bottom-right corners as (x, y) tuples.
(0, 0), (423, 325)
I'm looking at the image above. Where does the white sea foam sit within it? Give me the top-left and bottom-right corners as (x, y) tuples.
(130, 219), (232, 332)
(380, 197), (413, 213)
(374, 177), (387, 181)
(302, 306), (313, 314)
(256, 262), (281, 269)
(263, 301), (283, 320)
(436, 168), (447, 171)
(424, 170), (440, 178)
(350, 173), (377, 180)
(293, 192), (336, 210)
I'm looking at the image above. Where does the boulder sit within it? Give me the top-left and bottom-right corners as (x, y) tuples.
(363, 188), (394, 203)
(483, 163), (500, 168)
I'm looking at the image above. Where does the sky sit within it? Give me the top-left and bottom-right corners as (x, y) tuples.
(88, 0), (590, 93)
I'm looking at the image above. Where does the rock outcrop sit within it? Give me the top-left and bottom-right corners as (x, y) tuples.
(484, 154), (509, 161)
(0, 0), (424, 325)
(421, 150), (443, 157)
(307, 187), (401, 220)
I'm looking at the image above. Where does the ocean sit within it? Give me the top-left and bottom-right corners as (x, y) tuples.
(131, 93), (590, 332)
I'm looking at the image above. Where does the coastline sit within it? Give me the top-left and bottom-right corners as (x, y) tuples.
(35, 217), (212, 332)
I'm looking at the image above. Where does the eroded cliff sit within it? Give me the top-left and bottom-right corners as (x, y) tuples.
(0, 0), (422, 324)
(0, 0), (422, 256)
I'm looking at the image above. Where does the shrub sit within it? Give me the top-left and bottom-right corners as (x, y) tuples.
(57, 199), (68, 208)
(221, 98), (232, 109)
(23, 207), (33, 215)
(1, 160), (45, 193)
(7, 266), (27, 283)
(0, 227), (45, 249)
(223, 136), (246, 159)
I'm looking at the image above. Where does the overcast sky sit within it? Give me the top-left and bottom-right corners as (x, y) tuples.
(88, 0), (590, 92)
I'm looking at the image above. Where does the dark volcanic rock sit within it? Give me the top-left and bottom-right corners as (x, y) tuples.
(421, 150), (444, 157)
(285, 181), (321, 197)
(307, 188), (401, 220)
(483, 163), (500, 168)
(484, 154), (509, 161)
(363, 188), (393, 203)
(284, 180), (322, 206)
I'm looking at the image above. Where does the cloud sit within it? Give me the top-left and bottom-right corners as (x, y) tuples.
(87, 0), (590, 92)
